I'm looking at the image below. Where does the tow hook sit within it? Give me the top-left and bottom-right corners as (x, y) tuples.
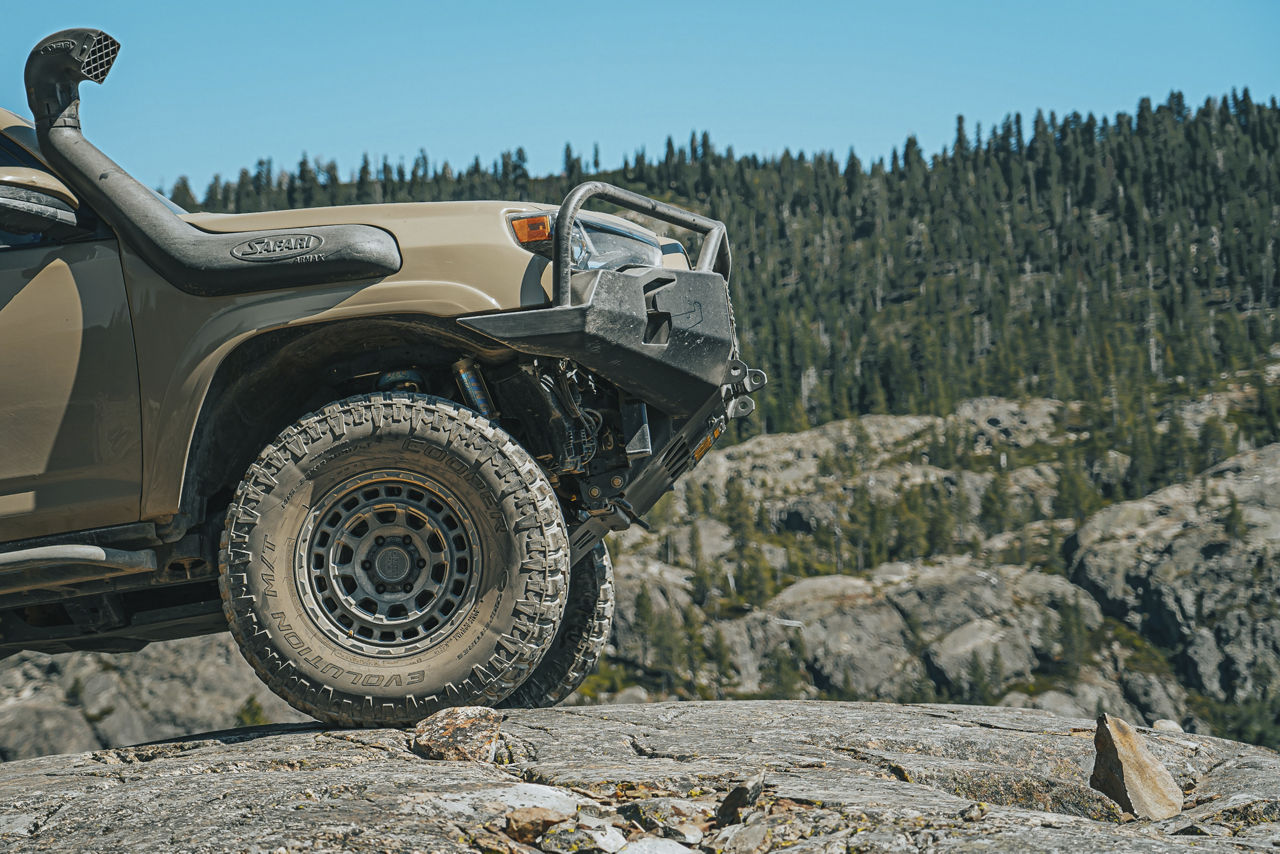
(725, 359), (768, 419)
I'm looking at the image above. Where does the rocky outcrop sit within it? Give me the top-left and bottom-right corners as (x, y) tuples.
(1069, 445), (1280, 707)
(0, 634), (309, 761)
(610, 550), (1199, 728)
(681, 396), (1067, 541)
(717, 558), (1093, 700)
(603, 400), (1279, 739)
(2, 701), (1278, 852)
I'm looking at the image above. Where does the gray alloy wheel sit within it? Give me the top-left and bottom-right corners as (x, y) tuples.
(219, 393), (568, 727)
(298, 469), (483, 657)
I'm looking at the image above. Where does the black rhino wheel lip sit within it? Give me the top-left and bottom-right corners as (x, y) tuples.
(294, 469), (482, 658)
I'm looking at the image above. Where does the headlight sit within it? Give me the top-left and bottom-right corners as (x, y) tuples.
(570, 220), (663, 271)
(510, 212), (664, 271)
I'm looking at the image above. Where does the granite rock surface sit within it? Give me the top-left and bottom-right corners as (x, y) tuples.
(2, 701), (1278, 853)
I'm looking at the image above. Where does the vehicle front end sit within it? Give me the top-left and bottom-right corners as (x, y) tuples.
(2, 27), (763, 717)
(457, 182), (767, 563)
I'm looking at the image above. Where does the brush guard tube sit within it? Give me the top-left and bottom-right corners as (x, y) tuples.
(552, 181), (732, 306)
(461, 182), (766, 562)
(25, 29), (401, 297)
(463, 181), (761, 417)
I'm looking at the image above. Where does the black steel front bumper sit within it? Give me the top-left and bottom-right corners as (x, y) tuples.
(460, 182), (765, 561)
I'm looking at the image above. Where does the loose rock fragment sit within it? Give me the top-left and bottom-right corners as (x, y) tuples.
(708, 822), (771, 853)
(662, 823), (703, 845)
(505, 806), (573, 845)
(715, 769), (767, 827)
(618, 797), (712, 840)
(618, 838), (697, 853)
(1088, 713), (1183, 820)
(410, 706), (503, 762)
(539, 820), (628, 853)
(1152, 719), (1184, 733)
(1170, 821), (1232, 837)
(471, 827), (539, 854)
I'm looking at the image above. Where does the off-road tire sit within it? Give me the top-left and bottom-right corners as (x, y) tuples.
(218, 393), (568, 727)
(499, 545), (614, 708)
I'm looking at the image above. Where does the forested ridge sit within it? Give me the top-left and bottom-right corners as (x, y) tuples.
(173, 90), (1280, 511)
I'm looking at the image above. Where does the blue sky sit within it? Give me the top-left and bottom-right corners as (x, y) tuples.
(3, 1), (1277, 193)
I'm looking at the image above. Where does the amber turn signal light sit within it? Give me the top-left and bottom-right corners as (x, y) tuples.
(511, 214), (552, 244)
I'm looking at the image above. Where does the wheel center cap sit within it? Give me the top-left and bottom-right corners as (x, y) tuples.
(374, 546), (412, 583)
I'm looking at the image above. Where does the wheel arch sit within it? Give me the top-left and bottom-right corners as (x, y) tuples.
(172, 315), (511, 533)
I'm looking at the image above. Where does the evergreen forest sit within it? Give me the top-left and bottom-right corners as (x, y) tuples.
(172, 89), (1280, 514)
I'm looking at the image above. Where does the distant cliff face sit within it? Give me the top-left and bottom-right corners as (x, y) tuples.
(1068, 444), (1280, 711)
(0, 634), (309, 761)
(602, 400), (1280, 746)
(1, 702), (1278, 852)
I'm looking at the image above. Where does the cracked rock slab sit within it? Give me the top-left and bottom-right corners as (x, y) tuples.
(1, 701), (1278, 852)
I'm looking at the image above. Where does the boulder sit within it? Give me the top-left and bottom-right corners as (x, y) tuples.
(411, 706), (503, 762)
(0, 634), (310, 760)
(505, 806), (574, 844)
(1089, 714), (1184, 820)
(0, 699), (99, 761)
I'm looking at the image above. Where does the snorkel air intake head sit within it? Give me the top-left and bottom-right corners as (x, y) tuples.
(24, 29), (120, 130)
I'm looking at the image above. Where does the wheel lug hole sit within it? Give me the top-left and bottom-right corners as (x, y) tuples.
(375, 536), (385, 546)
(375, 584), (386, 594)
(417, 559), (426, 568)
(362, 560), (372, 570)
(402, 535), (412, 545)
(402, 584), (412, 592)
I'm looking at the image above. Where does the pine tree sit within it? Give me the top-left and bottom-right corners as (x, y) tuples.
(1054, 596), (1087, 677)
(1054, 451), (1099, 524)
(356, 154), (378, 204)
(169, 176), (199, 211)
(980, 472), (1011, 536)
(709, 627), (733, 698)
(1224, 494), (1247, 540)
(1198, 416), (1235, 470)
(762, 633), (808, 698)
(967, 650), (992, 704)
(633, 585), (655, 666)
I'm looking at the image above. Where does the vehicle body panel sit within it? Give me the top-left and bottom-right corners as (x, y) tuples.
(0, 110), (41, 160)
(125, 202), (558, 520)
(0, 238), (142, 541)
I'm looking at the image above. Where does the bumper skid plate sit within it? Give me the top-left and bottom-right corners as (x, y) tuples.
(461, 266), (749, 418)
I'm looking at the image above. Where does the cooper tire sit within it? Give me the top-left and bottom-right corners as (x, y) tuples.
(500, 545), (614, 708)
(218, 393), (568, 726)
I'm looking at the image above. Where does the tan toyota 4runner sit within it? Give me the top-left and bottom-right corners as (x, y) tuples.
(0, 29), (763, 724)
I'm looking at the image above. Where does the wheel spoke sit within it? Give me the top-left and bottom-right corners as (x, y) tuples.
(301, 470), (480, 654)
(332, 532), (361, 563)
